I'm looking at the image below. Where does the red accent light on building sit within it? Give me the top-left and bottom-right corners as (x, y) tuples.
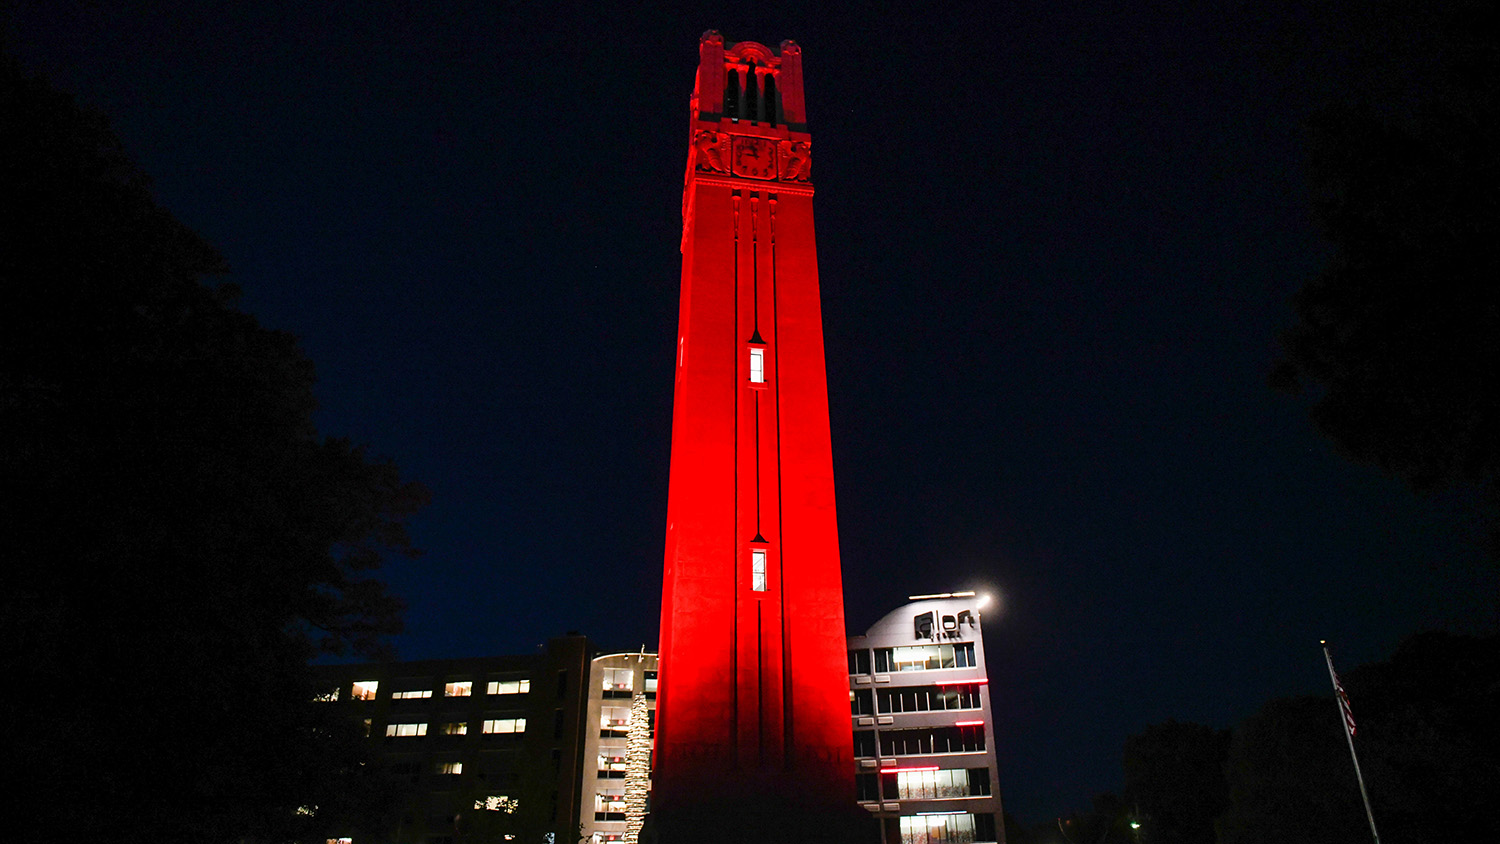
(953, 720), (986, 727)
(935, 679), (988, 686)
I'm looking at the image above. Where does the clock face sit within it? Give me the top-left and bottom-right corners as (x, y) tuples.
(731, 136), (778, 180)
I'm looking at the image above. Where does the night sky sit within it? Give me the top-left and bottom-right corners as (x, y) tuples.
(10, 0), (1496, 824)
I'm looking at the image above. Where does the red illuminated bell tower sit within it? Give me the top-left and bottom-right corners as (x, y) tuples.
(654, 32), (859, 840)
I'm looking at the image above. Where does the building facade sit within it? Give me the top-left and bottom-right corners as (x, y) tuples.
(578, 652), (659, 844)
(312, 636), (593, 844)
(655, 31), (856, 838)
(848, 594), (1005, 844)
(316, 599), (1004, 844)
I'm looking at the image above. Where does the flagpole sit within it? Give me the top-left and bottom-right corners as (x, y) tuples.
(1322, 641), (1381, 844)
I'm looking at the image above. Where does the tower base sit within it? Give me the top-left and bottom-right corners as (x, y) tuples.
(643, 776), (878, 844)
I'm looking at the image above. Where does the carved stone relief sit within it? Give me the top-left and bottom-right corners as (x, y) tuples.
(693, 132), (812, 185)
(693, 130), (730, 174)
(778, 140), (811, 182)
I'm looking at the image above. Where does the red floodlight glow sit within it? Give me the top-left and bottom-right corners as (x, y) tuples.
(953, 720), (985, 726)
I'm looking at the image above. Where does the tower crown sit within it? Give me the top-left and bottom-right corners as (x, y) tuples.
(694, 31), (807, 131)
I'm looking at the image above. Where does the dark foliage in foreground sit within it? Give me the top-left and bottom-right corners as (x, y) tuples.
(1273, 0), (1500, 555)
(1, 54), (426, 842)
(1013, 633), (1498, 844)
(1122, 721), (1229, 844)
(1221, 632), (1500, 844)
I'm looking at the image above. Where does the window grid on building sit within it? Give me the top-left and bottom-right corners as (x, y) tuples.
(873, 643), (977, 673)
(482, 718), (526, 734)
(896, 769), (972, 799)
(878, 725), (985, 756)
(487, 679), (530, 695)
(899, 813), (976, 844)
(877, 683), (982, 714)
(601, 668), (633, 692)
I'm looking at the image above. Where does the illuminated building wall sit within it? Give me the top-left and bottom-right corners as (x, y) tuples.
(655, 31), (855, 828)
(584, 592), (1008, 844)
(578, 652), (659, 844)
(848, 595), (1006, 844)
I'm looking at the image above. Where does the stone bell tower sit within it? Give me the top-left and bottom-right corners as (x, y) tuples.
(653, 31), (861, 842)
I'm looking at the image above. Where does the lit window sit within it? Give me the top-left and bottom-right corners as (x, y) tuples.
(600, 705), (630, 731)
(392, 689), (432, 700)
(440, 722), (468, 735)
(896, 769), (972, 799)
(435, 761), (463, 775)
(445, 681), (472, 697)
(874, 643), (977, 673)
(351, 681), (378, 701)
(751, 549), (767, 592)
(487, 679), (531, 695)
(598, 753), (628, 773)
(384, 722), (428, 737)
(475, 795), (518, 813)
(595, 787), (627, 814)
(644, 671), (658, 693)
(327, 838), (353, 844)
(749, 348), (765, 383)
(899, 813), (976, 844)
(601, 668), (633, 692)
(482, 718), (526, 734)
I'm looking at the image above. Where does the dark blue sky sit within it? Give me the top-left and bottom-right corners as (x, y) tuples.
(10, 0), (1495, 823)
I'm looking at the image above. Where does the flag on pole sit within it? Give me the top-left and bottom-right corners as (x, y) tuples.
(1330, 663), (1357, 736)
(1322, 642), (1380, 844)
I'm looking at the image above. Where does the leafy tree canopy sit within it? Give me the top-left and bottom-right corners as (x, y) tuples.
(1273, 0), (1500, 552)
(1, 54), (427, 842)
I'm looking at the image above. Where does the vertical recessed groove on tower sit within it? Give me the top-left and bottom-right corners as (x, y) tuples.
(770, 197), (794, 768)
(729, 192), (741, 762)
(752, 195), (761, 534)
(751, 194), (759, 335)
(757, 601), (765, 762)
(754, 392), (761, 534)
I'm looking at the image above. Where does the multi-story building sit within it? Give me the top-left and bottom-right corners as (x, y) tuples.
(316, 595), (1004, 844)
(312, 635), (593, 844)
(847, 593), (1005, 844)
(578, 651), (658, 844)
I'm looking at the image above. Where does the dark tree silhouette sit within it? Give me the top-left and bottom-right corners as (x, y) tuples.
(1219, 633), (1500, 844)
(1273, 0), (1500, 553)
(1, 55), (426, 842)
(1121, 721), (1229, 844)
(1217, 694), (1362, 844)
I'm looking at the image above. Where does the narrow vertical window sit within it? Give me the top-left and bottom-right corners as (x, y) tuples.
(751, 548), (767, 592)
(748, 348), (765, 383)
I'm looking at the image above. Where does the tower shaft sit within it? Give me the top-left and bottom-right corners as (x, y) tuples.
(654, 32), (854, 826)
